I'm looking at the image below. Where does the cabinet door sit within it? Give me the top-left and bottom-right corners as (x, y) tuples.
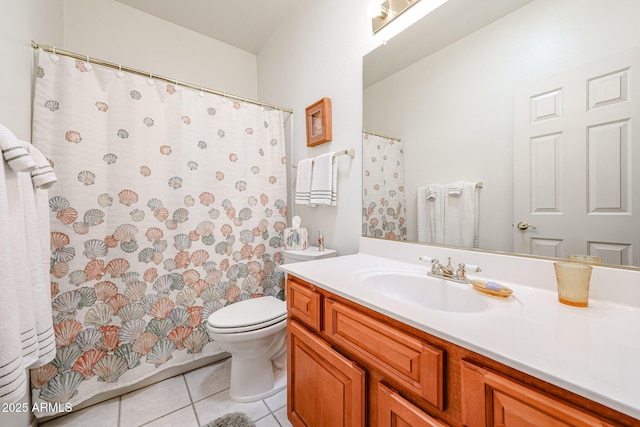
(288, 320), (365, 427)
(287, 279), (322, 331)
(460, 360), (614, 427)
(377, 382), (450, 427)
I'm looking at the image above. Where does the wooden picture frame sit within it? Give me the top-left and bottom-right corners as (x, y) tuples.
(306, 97), (332, 146)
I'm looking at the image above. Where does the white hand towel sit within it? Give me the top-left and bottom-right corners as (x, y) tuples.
(295, 158), (313, 205)
(17, 170), (56, 368)
(447, 180), (465, 196)
(23, 141), (57, 189)
(0, 152), (28, 403)
(417, 184), (444, 244)
(310, 152), (337, 206)
(444, 181), (479, 248)
(0, 124), (36, 172)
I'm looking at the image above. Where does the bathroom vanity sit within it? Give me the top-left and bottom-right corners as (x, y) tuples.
(280, 238), (640, 427)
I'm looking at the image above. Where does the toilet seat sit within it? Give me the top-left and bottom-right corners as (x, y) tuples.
(208, 296), (287, 334)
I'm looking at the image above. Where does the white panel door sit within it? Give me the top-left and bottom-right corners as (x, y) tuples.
(514, 47), (640, 266)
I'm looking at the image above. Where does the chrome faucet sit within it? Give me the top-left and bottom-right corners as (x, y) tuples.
(419, 256), (481, 284)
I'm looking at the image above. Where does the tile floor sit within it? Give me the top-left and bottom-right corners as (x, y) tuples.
(38, 358), (292, 427)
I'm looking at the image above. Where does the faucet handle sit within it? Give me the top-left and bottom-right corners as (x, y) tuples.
(462, 264), (482, 273)
(419, 256), (434, 264)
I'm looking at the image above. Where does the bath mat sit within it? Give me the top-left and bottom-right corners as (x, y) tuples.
(202, 412), (256, 427)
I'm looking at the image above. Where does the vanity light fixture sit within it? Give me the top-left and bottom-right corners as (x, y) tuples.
(370, 0), (421, 33)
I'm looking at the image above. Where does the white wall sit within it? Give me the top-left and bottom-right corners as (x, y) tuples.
(0, 0), (63, 140)
(257, 0), (373, 255)
(63, 0), (258, 99)
(364, 0), (640, 250)
(1, 1), (63, 425)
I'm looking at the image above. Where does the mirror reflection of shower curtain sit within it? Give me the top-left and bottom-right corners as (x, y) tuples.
(362, 132), (406, 240)
(30, 49), (287, 417)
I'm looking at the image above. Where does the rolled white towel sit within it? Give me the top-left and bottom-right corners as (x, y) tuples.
(22, 142), (57, 189)
(0, 124), (36, 172)
(447, 180), (465, 196)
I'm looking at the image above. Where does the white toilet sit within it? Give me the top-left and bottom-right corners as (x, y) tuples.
(207, 296), (288, 402)
(282, 246), (336, 264)
(208, 246), (336, 403)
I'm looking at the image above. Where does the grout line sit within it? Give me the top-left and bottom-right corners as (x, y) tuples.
(190, 404), (200, 427)
(182, 374), (195, 406)
(139, 403), (194, 426)
(117, 396), (122, 427)
(191, 385), (231, 405)
(182, 374), (201, 426)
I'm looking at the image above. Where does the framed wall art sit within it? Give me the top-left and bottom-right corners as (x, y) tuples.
(305, 97), (332, 146)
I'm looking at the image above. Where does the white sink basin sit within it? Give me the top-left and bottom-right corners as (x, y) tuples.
(354, 270), (489, 313)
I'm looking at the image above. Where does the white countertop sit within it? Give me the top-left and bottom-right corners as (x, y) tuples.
(280, 250), (640, 420)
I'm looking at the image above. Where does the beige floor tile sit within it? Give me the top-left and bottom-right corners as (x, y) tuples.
(194, 390), (270, 425)
(273, 406), (293, 427)
(254, 414), (281, 427)
(184, 358), (231, 403)
(119, 376), (191, 427)
(263, 389), (287, 412)
(38, 397), (120, 427)
(142, 405), (199, 427)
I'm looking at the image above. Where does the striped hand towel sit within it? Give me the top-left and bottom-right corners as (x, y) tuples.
(310, 152), (337, 206)
(295, 158), (313, 205)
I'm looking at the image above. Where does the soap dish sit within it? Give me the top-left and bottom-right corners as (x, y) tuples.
(471, 280), (513, 299)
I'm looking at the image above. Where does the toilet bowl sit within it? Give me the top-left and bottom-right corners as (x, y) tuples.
(207, 296), (287, 402)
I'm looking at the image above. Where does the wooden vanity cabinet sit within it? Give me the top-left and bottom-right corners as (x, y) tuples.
(460, 360), (615, 427)
(377, 382), (449, 427)
(288, 319), (365, 427)
(286, 275), (638, 427)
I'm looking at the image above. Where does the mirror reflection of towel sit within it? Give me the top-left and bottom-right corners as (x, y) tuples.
(417, 184), (444, 244)
(444, 181), (479, 248)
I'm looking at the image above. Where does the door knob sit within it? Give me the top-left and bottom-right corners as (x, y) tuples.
(516, 221), (536, 231)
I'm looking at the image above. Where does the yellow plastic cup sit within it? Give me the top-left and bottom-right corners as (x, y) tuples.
(554, 262), (592, 307)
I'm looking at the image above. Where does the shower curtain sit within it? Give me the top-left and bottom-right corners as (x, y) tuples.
(362, 132), (406, 240)
(30, 49), (287, 416)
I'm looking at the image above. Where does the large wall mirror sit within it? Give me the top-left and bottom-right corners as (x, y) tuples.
(363, 0), (640, 269)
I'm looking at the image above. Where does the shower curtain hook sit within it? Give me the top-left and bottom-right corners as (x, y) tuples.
(174, 79), (181, 92)
(198, 86), (205, 98)
(222, 92), (227, 103)
(50, 46), (60, 63)
(147, 72), (155, 86)
(116, 64), (125, 79)
(260, 102), (265, 112)
(84, 55), (93, 71)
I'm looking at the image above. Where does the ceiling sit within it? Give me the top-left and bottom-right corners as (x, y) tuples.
(364, 0), (534, 87)
(114, 0), (298, 54)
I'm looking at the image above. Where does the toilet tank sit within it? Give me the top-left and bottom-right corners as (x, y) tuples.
(282, 246), (336, 264)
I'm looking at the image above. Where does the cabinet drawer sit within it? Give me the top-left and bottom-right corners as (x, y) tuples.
(325, 299), (444, 409)
(287, 278), (322, 332)
(460, 359), (615, 427)
(378, 382), (450, 427)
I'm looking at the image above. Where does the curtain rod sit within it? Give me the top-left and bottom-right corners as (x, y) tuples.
(363, 129), (401, 142)
(291, 149), (355, 168)
(31, 41), (294, 114)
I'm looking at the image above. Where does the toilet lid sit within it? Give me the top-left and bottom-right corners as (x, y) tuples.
(207, 296), (287, 331)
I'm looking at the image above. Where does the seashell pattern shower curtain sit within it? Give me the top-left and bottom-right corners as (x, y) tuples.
(362, 132), (406, 240)
(30, 49), (287, 416)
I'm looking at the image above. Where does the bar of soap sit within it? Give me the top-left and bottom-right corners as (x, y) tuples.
(471, 280), (513, 298)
